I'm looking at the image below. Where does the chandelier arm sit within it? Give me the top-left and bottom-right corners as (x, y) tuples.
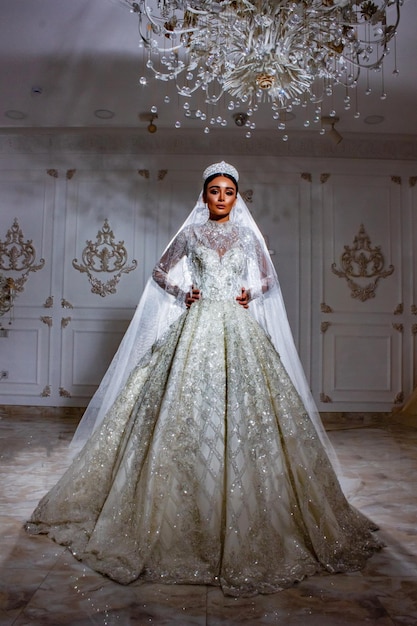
(141, 4), (200, 38)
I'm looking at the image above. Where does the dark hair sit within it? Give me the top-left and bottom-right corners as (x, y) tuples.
(203, 172), (238, 196)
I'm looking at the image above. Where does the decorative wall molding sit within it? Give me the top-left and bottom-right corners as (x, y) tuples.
(0, 219), (46, 293)
(66, 169), (76, 180)
(43, 296), (53, 308)
(40, 385), (51, 397)
(241, 189), (253, 204)
(0, 273), (15, 325)
(320, 173), (331, 184)
(321, 302), (333, 313)
(40, 316), (52, 327)
(410, 176), (417, 187)
(321, 321), (331, 333)
(392, 323), (404, 333)
(61, 298), (73, 309)
(72, 219), (138, 297)
(46, 169), (58, 178)
(301, 173), (312, 182)
(1, 129), (417, 160)
(61, 317), (71, 329)
(391, 175), (402, 185)
(393, 303), (404, 315)
(59, 387), (71, 398)
(393, 391), (404, 405)
(320, 393), (332, 403)
(331, 224), (394, 302)
(137, 169), (168, 180)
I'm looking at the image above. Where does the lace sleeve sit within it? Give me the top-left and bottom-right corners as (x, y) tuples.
(242, 228), (276, 301)
(152, 228), (190, 303)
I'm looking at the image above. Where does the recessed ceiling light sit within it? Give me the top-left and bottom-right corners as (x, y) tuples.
(364, 115), (384, 125)
(31, 86), (43, 96)
(94, 109), (115, 119)
(4, 110), (26, 120)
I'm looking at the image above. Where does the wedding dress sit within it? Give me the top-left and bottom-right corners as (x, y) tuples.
(26, 219), (381, 597)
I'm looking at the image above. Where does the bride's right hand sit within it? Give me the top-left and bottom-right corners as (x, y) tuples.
(185, 285), (201, 308)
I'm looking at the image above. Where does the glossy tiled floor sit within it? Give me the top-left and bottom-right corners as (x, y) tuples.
(0, 410), (416, 625)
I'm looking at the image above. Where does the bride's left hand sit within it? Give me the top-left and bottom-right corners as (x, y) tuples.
(236, 287), (250, 309)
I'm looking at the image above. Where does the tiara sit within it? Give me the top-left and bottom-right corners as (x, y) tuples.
(203, 161), (239, 183)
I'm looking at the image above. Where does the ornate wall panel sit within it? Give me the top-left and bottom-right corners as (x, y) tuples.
(0, 170), (56, 404)
(317, 173), (404, 410)
(321, 174), (401, 314)
(320, 321), (402, 408)
(0, 320), (51, 398)
(64, 171), (144, 308)
(60, 318), (129, 400)
(0, 171), (55, 308)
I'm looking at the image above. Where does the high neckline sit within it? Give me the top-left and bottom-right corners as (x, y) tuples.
(207, 219), (232, 227)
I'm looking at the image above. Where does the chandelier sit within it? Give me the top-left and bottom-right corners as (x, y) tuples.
(125, 0), (402, 138)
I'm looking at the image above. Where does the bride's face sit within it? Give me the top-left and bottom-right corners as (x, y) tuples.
(204, 176), (237, 222)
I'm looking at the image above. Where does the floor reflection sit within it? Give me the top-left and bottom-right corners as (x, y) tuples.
(0, 411), (416, 625)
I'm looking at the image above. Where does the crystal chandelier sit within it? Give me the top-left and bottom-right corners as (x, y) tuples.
(126, 0), (402, 137)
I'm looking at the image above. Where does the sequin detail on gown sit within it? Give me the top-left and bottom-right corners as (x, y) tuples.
(26, 221), (381, 597)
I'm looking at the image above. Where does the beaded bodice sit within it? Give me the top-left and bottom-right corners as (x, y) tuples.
(190, 222), (245, 301)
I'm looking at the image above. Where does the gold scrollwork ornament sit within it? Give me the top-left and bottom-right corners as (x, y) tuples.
(0, 218), (45, 293)
(393, 391), (404, 405)
(72, 219), (138, 297)
(321, 302), (333, 313)
(320, 393), (332, 403)
(331, 224), (394, 302)
(41, 385), (51, 397)
(241, 189), (253, 204)
(392, 323), (403, 333)
(0, 274), (15, 323)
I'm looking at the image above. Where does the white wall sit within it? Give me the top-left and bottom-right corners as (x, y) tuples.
(0, 129), (416, 415)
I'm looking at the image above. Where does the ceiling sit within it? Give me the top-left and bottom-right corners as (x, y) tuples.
(1, 0), (416, 139)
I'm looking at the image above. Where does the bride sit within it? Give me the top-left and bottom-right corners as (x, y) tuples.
(26, 161), (381, 597)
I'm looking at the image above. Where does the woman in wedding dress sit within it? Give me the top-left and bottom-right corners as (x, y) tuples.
(26, 162), (381, 597)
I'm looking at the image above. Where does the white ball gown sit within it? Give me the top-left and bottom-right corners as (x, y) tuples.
(26, 220), (381, 597)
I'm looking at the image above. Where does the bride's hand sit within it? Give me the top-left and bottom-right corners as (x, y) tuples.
(185, 285), (201, 308)
(236, 287), (250, 309)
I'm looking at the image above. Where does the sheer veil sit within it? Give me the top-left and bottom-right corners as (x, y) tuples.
(71, 164), (340, 478)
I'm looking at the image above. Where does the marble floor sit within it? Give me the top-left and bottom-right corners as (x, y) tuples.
(0, 410), (416, 626)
